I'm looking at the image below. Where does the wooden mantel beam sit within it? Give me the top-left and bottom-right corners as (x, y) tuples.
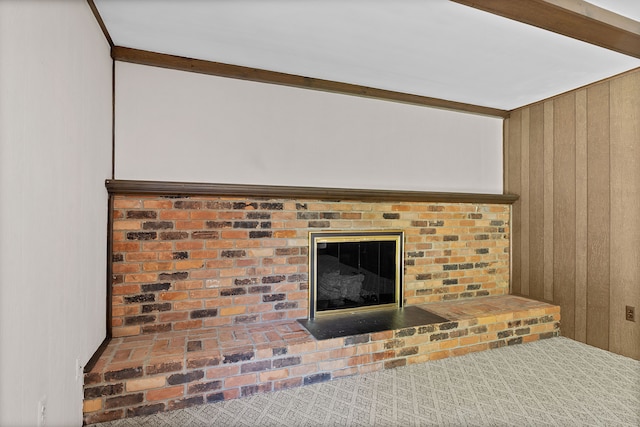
(451, 0), (640, 59)
(105, 179), (519, 205)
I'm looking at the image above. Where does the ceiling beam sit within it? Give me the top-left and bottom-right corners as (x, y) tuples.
(451, 0), (640, 59)
(111, 46), (509, 118)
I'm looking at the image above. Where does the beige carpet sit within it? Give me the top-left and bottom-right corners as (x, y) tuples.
(90, 337), (640, 426)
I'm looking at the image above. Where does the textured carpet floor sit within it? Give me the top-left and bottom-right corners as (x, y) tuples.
(91, 337), (639, 426)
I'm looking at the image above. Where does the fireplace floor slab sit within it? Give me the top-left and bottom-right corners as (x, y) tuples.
(297, 306), (449, 340)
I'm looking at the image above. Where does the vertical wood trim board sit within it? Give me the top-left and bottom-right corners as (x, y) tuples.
(508, 110), (522, 296)
(543, 101), (555, 302)
(586, 82), (610, 351)
(520, 109), (530, 296)
(504, 69), (640, 359)
(528, 104), (545, 301)
(609, 72), (640, 359)
(574, 89), (588, 344)
(553, 92), (577, 339)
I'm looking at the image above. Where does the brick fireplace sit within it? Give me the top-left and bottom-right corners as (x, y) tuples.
(110, 192), (510, 337)
(82, 183), (560, 424)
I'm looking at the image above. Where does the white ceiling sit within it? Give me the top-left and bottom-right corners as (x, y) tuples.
(94, 0), (640, 111)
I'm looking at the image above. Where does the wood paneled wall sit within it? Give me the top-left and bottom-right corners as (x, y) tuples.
(505, 68), (640, 360)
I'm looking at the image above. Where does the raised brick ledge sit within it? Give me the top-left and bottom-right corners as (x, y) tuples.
(83, 295), (560, 425)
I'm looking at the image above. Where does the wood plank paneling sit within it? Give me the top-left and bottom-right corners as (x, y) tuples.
(507, 110), (522, 295)
(574, 89), (588, 343)
(586, 82), (610, 350)
(543, 101), (555, 302)
(609, 72), (640, 359)
(528, 104), (545, 300)
(505, 68), (640, 359)
(520, 108), (530, 296)
(553, 93), (577, 339)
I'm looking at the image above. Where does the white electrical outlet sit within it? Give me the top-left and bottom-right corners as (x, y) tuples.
(37, 396), (47, 427)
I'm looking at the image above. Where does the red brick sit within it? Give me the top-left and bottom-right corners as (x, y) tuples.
(143, 200), (173, 209)
(160, 210), (190, 220)
(224, 373), (257, 388)
(289, 364), (317, 376)
(329, 347), (357, 359)
(83, 398), (102, 413)
(190, 250), (219, 259)
(235, 240), (261, 248)
(143, 262), (174, 272)
(126, 376), (166, 392)
(221, 230), (248, 239)
(261, 312), (285, 322)
(174, 280), (204, 290)
(159, 312), (188, 322)
(189, 289), (219, 299)
(146, 385), (184, 401)
(176, 220), (204, 229)
(205, 260), (234, 269)
(126, 252), (158, 261)
(348, 355), (371, 366)
(112, 326), (140, 337)
(332, 367), (358, 378)
(173, 301), (203, 311)
(159, 292), (189, 301)
(273, 230), (297, 238)
(174, 320), (202, 330)
(175, 241), (204, 250)
(372, 350), (395, 362)
(273, 377), (302, 391)
(205, 297), (233, 308)
(142, 242), (172, 251)
(190, 211), (219, 220)
(206, 365), (240, 381)
(113, 242), (141, 252)
(301, 350), (332, 364)
(112, 284), (141, 295)
(259, 369), (289, 382)
(319, 359), (348, 371)
(113, 220), (142, 230)
(114, 199), (141, 209)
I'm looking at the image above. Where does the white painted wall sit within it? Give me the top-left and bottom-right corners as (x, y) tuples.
(0, 1), (112, 426)
(115, 62), (503, 194)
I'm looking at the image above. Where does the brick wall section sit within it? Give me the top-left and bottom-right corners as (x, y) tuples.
(83, 297), (560, 424)
(111, 196), (510, 337)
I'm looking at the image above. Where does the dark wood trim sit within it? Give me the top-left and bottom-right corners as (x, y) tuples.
(87, 0), (114, 47)
(111, 46), (510, 118)
(451, 0), (640, 59)
(105, 179), (519, 204)
(106, 194), (114, 339)
(85, 195), (115, 374)
(111, 60), (115, 179)
(83, 336), (110, 374)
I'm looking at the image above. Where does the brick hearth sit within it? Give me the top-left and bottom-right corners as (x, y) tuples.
(83, 295), (560, 424)
(84, 193), (551, 424)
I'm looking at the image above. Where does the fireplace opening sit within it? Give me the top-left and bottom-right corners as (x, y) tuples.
(308, 231), (403, 318)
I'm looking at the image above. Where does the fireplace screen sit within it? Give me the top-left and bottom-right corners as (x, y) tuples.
(309, 231), (403, 318)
